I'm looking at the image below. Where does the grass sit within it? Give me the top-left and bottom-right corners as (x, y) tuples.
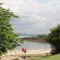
(29, 54), (60, 60)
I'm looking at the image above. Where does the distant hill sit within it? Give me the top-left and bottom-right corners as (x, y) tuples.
(19, 33), (39, 36)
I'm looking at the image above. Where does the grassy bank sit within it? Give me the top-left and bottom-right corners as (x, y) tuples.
(29, 54), (60, 60)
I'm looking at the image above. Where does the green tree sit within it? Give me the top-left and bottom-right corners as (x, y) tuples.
(0, 6), (21, 55)
(47, 24), (60, 54)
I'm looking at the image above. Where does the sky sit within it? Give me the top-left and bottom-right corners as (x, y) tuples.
(0, 0), (60, 34)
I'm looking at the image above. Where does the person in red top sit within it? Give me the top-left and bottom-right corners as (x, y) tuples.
(22, 48), (27, 53)
(22, 48), (24, 52)
(24, 48), (26, 53)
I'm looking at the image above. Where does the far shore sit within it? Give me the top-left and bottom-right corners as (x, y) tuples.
(20, 38), (46, 42)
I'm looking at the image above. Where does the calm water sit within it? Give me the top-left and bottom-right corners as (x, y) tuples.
(16, 41), (51, 50)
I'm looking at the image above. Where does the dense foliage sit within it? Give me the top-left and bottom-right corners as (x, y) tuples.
(0, 6), (21, 55)
(47, 24), (60, 54)
(31, 34), (47, 39)
(36, 35), (47, 39)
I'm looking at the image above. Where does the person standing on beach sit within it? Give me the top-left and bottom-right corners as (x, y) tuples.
(22, 48), (24, 52)
(24, 48), (26, 53)
(22, 48), (26, 53)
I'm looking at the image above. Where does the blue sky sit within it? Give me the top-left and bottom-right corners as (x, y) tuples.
(1, 0), (60, 34)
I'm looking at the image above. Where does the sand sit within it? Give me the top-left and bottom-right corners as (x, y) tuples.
(1, 49), (51, 60)
(6, 49), (51, 55)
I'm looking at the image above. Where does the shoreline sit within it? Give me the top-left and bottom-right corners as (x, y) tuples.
(1, 49), (51, 60)
(6, 49), (51, 56)
(20, 38), (46, 42)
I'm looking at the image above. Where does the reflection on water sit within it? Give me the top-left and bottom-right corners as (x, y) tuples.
(16, 41), (51, 50)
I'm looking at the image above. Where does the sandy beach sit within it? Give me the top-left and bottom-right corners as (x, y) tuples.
(6, 49), (51, 55)
(1, 49), (51, 60)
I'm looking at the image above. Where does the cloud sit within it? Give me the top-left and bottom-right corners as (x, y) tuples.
(1, 0), (60, 34)
(30, 14), (48, 23)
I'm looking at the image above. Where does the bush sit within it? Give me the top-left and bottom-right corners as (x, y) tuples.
(47, 24), (60, 54)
